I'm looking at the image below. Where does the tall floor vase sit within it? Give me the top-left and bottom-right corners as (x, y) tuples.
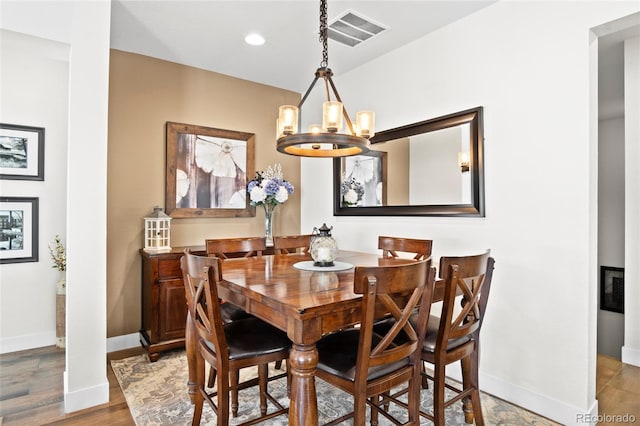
(56, 271), (66, 348)
(263, 203), (276, 246)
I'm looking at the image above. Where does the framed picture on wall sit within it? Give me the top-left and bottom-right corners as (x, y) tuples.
(339, 150), (387, 207)
(0, 197), (39, 264)
(0, 123), (45, 181)
(165, 122), (255, 218)
(600, 266), (624, 314)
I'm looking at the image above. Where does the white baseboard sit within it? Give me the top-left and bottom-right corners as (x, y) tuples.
(435, 363), (597, 426)
(480, 371), (599, 426)
(1, 332), (140, 354)
(2, 332), (137, 414)
(106, 332), (140, 353)
(622, 345), (640, 367)
(61, 333), (138, 413)
(0, 331), (55, 354)
(63, 370), (109, 413)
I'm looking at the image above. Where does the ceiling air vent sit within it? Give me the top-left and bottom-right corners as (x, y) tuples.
(328, 10), (387, 47)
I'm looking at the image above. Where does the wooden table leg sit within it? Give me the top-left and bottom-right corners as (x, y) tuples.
(289, 343), (319, 426)
(185, 310), (197, 404)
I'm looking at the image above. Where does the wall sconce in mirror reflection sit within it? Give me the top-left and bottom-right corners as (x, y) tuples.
(458, 151), (470, 173)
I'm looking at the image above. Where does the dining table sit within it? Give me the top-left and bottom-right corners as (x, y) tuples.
(185, 250), (445, 426)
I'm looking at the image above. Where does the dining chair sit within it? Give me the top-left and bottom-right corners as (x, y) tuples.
(182, 250), (282, 418)
(204, 237), (276, 364)
(205, 237), (265, 323)
(418, 250), (495, 425)
(205, 236), (267, 259)
(374, 235), (433, 340)
(189, 255), (290, 425)
(314, 259), (436, 425)
(378, 235), (433, 260)
(272, 234), (313, 254)
(185, 248), (252, 325)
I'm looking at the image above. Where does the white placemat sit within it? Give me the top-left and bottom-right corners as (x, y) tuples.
(293, 261), (354, 272)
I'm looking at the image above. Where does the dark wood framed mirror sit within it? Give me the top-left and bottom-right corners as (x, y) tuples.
(333, 106), (484, 217)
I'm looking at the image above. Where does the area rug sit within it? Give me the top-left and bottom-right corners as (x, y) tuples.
(111, 349), (559, 425)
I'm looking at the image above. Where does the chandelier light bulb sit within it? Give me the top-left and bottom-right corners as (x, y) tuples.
(323, 101), (343, 132)
(356, 111), (375, 138)
(278, 105), (298, 135)
(309, 124), (323, 134)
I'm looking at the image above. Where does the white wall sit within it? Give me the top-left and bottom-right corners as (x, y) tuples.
(0, 30), (69, 353)
(1, 0), (112, 413)
(597, 117), (625, 359)
(302, 2), (640, 425)
(411, 127), (464, 204)
(63, 1), (111, 413)
(622, 36), (640, 366)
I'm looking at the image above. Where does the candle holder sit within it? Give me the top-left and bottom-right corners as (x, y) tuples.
(310, 223), (338, 267)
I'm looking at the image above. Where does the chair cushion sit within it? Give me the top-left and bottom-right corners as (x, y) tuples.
(316, 328), (409, 382)
(203, 317), (291, 360)
(220, 302), (253, 324)
(421, 314), (471, 352)
(373, 314), (471, 352)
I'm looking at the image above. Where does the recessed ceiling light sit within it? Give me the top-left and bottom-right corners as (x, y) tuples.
(245, 33), (265, 46)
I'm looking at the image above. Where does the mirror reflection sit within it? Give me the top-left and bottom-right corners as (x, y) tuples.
(334, 107), (484, 217)
(340, 151), (386, 206)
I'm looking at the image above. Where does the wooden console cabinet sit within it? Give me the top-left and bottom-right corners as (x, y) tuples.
(139, 247), (202, 361)
(139, 244), (275, 361)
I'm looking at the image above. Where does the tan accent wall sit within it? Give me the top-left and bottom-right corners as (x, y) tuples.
(107, 50), (300, 337)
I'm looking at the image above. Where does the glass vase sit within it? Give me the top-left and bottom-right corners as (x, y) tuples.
(263, 203), (276, 246)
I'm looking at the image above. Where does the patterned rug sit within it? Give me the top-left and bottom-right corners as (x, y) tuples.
(111, 349), (559, 425)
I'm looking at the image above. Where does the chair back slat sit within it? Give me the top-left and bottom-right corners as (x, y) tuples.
(437, 251), (495, 348)
(352, 260), (436, 385)
(205, 237), (266, 258)
(181, 250), (228, 360)
(181, 249), (217, 317)
(378, 236), (432, 261)
(273, 234), (313, 254)
(194, 259), (229, 361)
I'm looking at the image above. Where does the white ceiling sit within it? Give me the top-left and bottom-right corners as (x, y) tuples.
(109, 0), (496, 93)
(109, 1), (636, 120)
(1, 1), (635, 120)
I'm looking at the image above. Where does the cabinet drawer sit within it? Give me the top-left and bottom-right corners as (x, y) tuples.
(158, 258), (182, 278)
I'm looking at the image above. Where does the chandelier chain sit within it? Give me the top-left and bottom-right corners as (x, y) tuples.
(275, 0), (372, 157)
(320, 0), (328, 68)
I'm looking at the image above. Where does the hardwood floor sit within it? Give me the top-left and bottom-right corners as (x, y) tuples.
(596, 354), (640, 425)
(1, 347), (638, 425)
(0, 345), (143, 425)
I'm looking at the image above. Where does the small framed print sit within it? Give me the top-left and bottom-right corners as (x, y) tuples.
(0, 123), (45, 181)
(0, 197), (39, 264)
(600, 266), (624, 314)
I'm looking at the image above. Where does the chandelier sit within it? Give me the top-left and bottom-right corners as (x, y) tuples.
(276, 0), (374, 158)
